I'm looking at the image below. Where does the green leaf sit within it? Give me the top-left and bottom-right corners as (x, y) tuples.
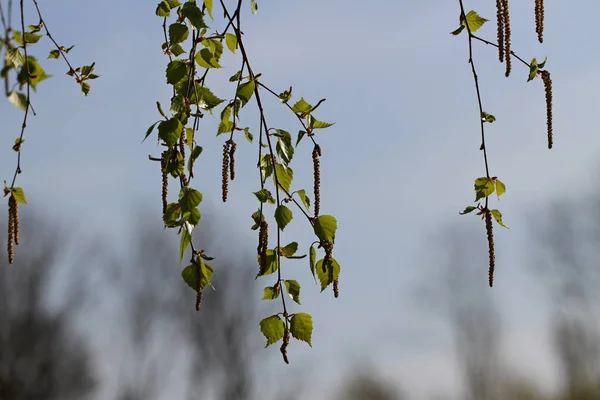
(296, 130), (307, 146)
(13, 31), (43, 45)
(459, 206), (477, 215)
(274, 164), (293, 193)
(259, 315), (285, 347)
(80, 82), (91, 96)
(279, 87), (292, 104)
(257, 249), (279, 276)
(491, 209), (508, 228)
(10, 187), (28, 204)
(290, 313), (312, 346)
(528, 58), (539, 82)
(7, 91), (27, 111)
(495, 179), (506, 198)
(225, 33), (237, 53)
(275, 205), (293, 231)
(254, 189), (275, 204)
(156, 1), (172, 17)
(284, 280), (301, 305)
(195, 87), (225, 109)
(166, 59), (188, 85)
(80, 63), (96, 76)
(187, 145), (203, 174)
(195, 48), (221, 69)
(313, 215), (337, 242)
(291, 97), (312, 114)
(481, 112), (496, 123)
(17, 57), (50, 91)
(181, 2), (208, 29)
(309, 245), (317, 282)
(156, 101), (167, 118)
(236, 80), (255, 107)
(48, 49), (60, 59)
(296, 189), (310, 211)
(6, 48), (25, 68)
(474, 177), (495, 201)
(217, 120), (233, 135)
(244, 128), (253, 143)
(181, 261), (214, 291)
(260, 154), (274, 181)
(262, 285), (279, 300)
(170, 43), (186, 57)
(274, 129), (294, 165)
(463, 10), (489, 33)
(316, 257), (340, 291)
(143, 121), (160, 143)
(13, 137), (25, 152)
(281, 242), (298, 257)
(538, 56), (548, 69)
(158, 118), (182, 147)
(179, 187), (203, 212)
(250, 0), (258, 14)
(169, 23), (189, 45)
(450, 25), (465, 35)
(179, 228), (191, 262)
(307, 115), (334, 129)
(203, 0), (213, 19)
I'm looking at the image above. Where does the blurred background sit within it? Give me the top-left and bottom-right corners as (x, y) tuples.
(2, 1), (600, 399)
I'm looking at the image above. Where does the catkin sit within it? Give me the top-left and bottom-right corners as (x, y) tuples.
(258, 219), (269, 273)
(496, 0), (505, 62)
(222, 142), (230, 202)
(502, 0), (512, 77)
(322, 241), (333, 273)
(161, 151), (168, 214)
(333, 277), (339, 298)
(312, 144), (322, 218)
(541, 70), (553, 149)
(485, 209), (496, 287)
(229, 140), (237, 181)
(195, 263), (203, 311)
(280, 327), (290, 364)
(535, 0), (544, 43)
(179, 136), (189, 187)
(7, 195), (16, 264)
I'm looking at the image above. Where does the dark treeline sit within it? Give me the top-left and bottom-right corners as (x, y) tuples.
(3, 194), (600, 399)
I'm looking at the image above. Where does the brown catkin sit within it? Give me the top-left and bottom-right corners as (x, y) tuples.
(161, 151), (168, 214)
(541, 70), (553, 149)
(485, 209), (496, 287)
(502, 0), (512, 77)
(333, 277), (339, 298)
(222, 142), (230, 202)
(280, 327), (290, 364)
(535, 0), (544, 43)
(12, 199), (18, 245)
(312, 144), (322, 218)
(229, 140), (237, 181)
(496, 0), (505, 62)
(322, 241), (333, 273)
(7, 195), (16, 264)
(195, 263), (203, 311)
(178, 135), (189, 187)
(258, 219), (268, 273)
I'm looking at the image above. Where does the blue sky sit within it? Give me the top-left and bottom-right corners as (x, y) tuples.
(2, 1), (600, 399)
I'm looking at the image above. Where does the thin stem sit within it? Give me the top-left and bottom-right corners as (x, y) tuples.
(471, 34), (530, 68)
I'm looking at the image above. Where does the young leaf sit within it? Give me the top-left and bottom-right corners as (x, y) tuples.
(225, 33), (237, 53)
(284, 280), (301, 304)
(256, 249), (279, 276)
(459, 206), (477, 215)
(274, 205), (293, 231)
(491, 209), (509, 228)
(481, 112), (496, 123)
(203, 0), (213, 19)
(7, 91), (27, 111)
(259, 315), (285, 347)
(528, 58), (539, 82)
(291, 97), (312, 114)
(253, 189), (276, 204)
(244, 128), (254, 143)
(296, 189), (310, 211)
(10, 187), (28, 204)
(169, 23), (189, 45)
(309, 245), (317, 282)
(250, 0), (258, 14)
(313, 215), (337, 242)
(80, 82), (91, 96)
(158, 118), (183, 147)
(273, 164), (293, 193)
(463, 10), (489, 33)
(474, 177), (495, 201)
(179, 228), (191, 262)
(307, 115), (334, 129)
(275, 129), (294, 165)
(166, 59), (188, 85)
(236, 80), (255, 106)
(181, 2), (208, 29)
(179, 187), (203, 212)
(262, 286), (279, 300)
(6, 48), (25, 68)
(281, 242), (298, 257)
(316, 257), (340, 291)
(495, 179), (506, 198)
(290, 313), (313, 346)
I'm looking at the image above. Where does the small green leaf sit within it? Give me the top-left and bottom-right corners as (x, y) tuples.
(262, 285), (279, 300)
(236, 80), (255, 106)
(538, 56), (548, 69)
(296, 189), (310, 211)
(195, 87), (225, 109)
(203, 0), (213, 19)
(495, 179), (506, 198)
(13, 31), (43, 44)
(80, 82), (91, 96)
(158, 118), (182, 147)
(281, 242), (298, 257)
(309, 245), (317, 282)
(13, 137), (25, 152)
(187, 145), (203, 174)
(474, 177), (495, 201)
(7, 91), (27, 111)
(257, 249), (279, 276)
(291, 97), (312, 114)
(279, 87), (292, 104)
(274, 129), (294, 165)
(254, 189), (275, 204)
(459, 206), (477, 215)
(179, 187), (203, 212)
(463, 10), (489, 33)
(250, 0), (258, 14)
(181, 2), (208, 29)
(166, 59), (188, 85)
(481, 112), (496, 123)
(6, 48), (25, 68)
(10, 187), (28, 204)
(274, 205), (293, 231)
(284, 280), (301, 304)
(17, 57), (50, 91)
(170, 43), (186, 57)
(47, 49), (60, 59)
(225, 33), (237, 53)
(296, 130), (307, 146)
(290, 313), (313, 346)
(156, 1), (172, 17)
(313, 215), (337, 242)
(528, 58), (539, 82)
(307, 115), (334, 129)
(181, 261), (214, 291)
(143, 121), (160, 143)
(450, 25), (465, 35)
(274, 164), (293, 193)
(244, 128), (253, 143)
(195, 48), (221, 69)
(179, 228), (191, 262)
(491, 209), (508, 228)
(259, 315), (285, 347)
(80, 63), (96, 76)
(169, 23), (189, 45)
(156, 101), (167, 118)
(316, 257), (340, 291)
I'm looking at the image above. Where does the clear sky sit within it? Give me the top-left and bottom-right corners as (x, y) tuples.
(1, 1), (600, 399)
